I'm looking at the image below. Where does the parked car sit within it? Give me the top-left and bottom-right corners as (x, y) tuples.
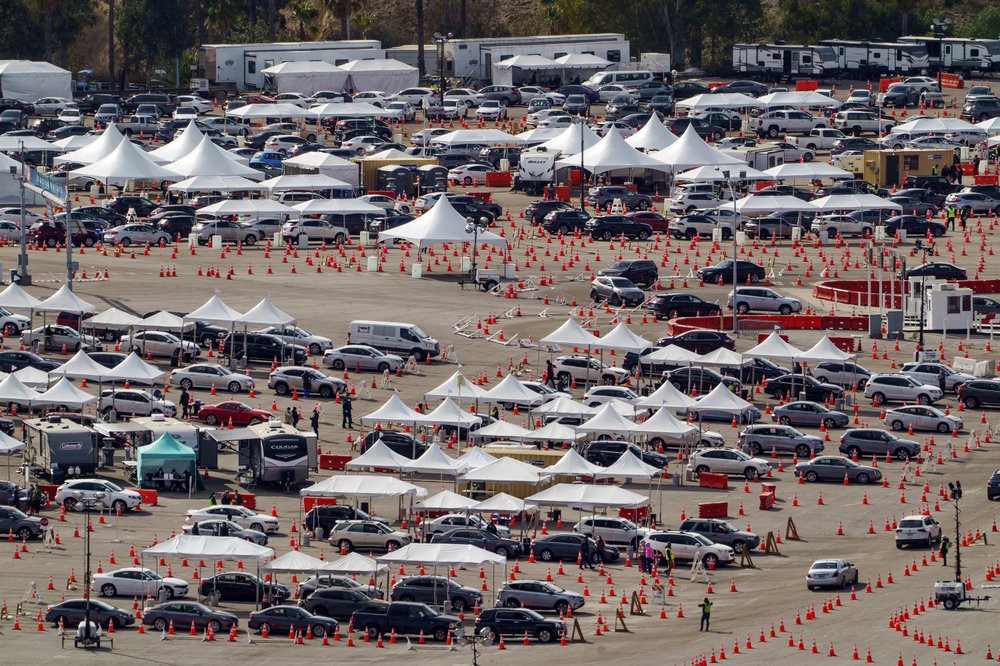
(863, 374), (942, 405)
(530, 533), (619, 563)
(697, 259), (765, 284)
(199, 572), (289, 604)
(643, 531), (735, 568)
(184, 505), (279, 533)
(762, 374), (843, 403)
(196, 401), (272, 427)
(169, 364), (254, 393)
(183, 518), (268, 544)
(883, 406), (962, 434)
(589, 276), (646, 307)
(301, 588), (386, 621)
(664, 367), (741, 394)
(794, 456), (882, 484)
(551, 355), (630, 385)
(645, 292), (721, 320)
(142, 601), (237, 633)
(93, 567), (188, 599)
(900, 362), (974, 393)
(266, 366), (345, 400)
(45, 598), (134, 629)
(329, 520), (412, 552)
(55, 479), (142, 513)
(296, 576), (381, 604)
(838, 428), (921, 461)
(541, 208), (591, 234)
(811, 361), (872, 389)
(222, 332), (307, 366)
(98, 388), (176, 418)
(596, 259), (658, 288)
(391, 575), (482, 612)
(656, 330), (735, 354)
(738, 424), (824, 458)
(0, 505), (45, 540)
(687, 447), (771, 480)
(495, 580), (583, 614)
(895, 515), (942, 549)
(322, 345), (403, 373)
(586, 186), (653, 211)
(677, 518), (760, 553)
(0, 350), (60, 373)
(352, 601), (459, 641)
(21, 325), (102, 353)
(475, 607), (565, 644)
(727, 287), (801, 315)
(120, 331), (199, 361)
(584, 215), (653, 241)
(772, 401), (849, 429)
(988, 469), (1000, 500)
(582, 440), (669, 469)
(430, 528), (521, 557)
(806, 559), (859, 590)
(957, 379), (1000, 408)
(192, 219), (261, 245)
(247, 605), (338, 637)
(573, 516), (650, 548)
(303, 505), (383, 536)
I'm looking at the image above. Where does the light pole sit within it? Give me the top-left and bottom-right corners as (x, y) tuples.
(947, 480), (962, 581)
(433, 32), (452, 106)
(9, 162), (29, 284)
(578, 116), (586, 211)
(721, 169), (746, 334)
(465, 215), (487, 281)
(930, 19), (951, 85)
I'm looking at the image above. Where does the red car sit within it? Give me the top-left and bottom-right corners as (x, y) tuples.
(197, 401), (272, 427)
(626, 210), (670, 233)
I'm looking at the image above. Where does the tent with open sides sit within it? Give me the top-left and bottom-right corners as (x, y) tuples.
(455, 447), (497, 471)
(34, 377), (96, 409)
(540, 318), (597, 350)
(635, 379), (698, 409)
(676, 93), (763, 111)
(377, 197), (508, 250)
(150, 122), (210, 163)
(49, 350), (108, 383)
(525, 483), (648, 511)
(70, 138), (179, 184)
(104, 352), (166, 385)
(0, 374), (39, 406)
(414, 490), (478, 512)
(744, 331), (805, 361)
(542, 448), (602, 477)
(235, 298), (295, 327)
(595, 449), (662, 480)
(473, 492), (539, 515)
(796, 336), (855, 363)
(362, 394), (423, 425)
(592, 322), (651, 352)
(554, 128), (670, 175)
(625, 116), (678, 152)
(0, 282), (41, 310)
(536, 121), (601, 155)
(376, 543), (506, 567)
(417, 398), (480, 429)
(344, 439), (410, 472)
(521, 420), (586, 443)
(135, 433), (197, 487)
(470, 420), (532, 441)
(651, 125), (745, 171)
(575, 403), (636, 436)
(323, 552), (386, 576)
(401, 444), (468, 476)
(142, 534), (273, 561)
(530, 396), (595, 418)
(688, 383), (754, 415)
(36, 284), (95, 314)
(281, 151), (360, 187)
(300, 475), (427, 499)
(166, 136), (263, 179)
(491, 55), (559, 87)
(423, 371), (487, 404)
(261, 551), (328, 574)
(185, 295), (243, 325)
(632, 407), (699, 441)
(481, 374), (539, 406)
(54, 123), (124, 165)
(459, 457), (551, 485)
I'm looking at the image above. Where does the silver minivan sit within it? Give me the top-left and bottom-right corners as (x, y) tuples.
(726, 287), (801, 315)
(347, 320), (440, 363)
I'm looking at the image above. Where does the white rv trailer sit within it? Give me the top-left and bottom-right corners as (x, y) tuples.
(199, 40), (383, 90)
(732, 43), (839, 78)
(898, 36), (1000, 74)
(819, 40), (929, 76)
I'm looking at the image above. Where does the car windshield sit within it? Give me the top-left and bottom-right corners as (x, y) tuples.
(692, 534), (713, 546)
(144, 571), (163, 580)
(812, 562), (838, 570)
(608, 278), (634, 287)
(899, 519), (924, 528)
(104, 481), (123, 492)
(618, 518), (638, 530)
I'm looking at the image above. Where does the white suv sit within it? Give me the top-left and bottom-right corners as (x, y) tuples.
(55, 479), (143, 513)
(643, 530), (735, 568)
(687, 447), (771, 480)
(900, 362), (975, 394)
(552, 356), (630, 386)
(895, 514), (942, 549)
(864, 374), (942, 406)
(810, 214), (874, 240)
(574, 516), (650, 548)
(583, 386), (640, 408)
(98, 389), (177, 418)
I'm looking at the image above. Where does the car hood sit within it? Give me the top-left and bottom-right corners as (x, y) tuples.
(889, 437), (920, 449)
(161, 576), (188, 588)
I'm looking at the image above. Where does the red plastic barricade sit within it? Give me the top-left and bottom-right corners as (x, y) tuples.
(484, 172), (512, 188)
(795, 80), (818, 91)
(698, 501), (728, 518)
(302, 497), (338, 513)
(699, 472), (729, 490)
(467, 191), (493, 203)
(619, 506), (650, 523)
(757, 333), (790, 344)
(975, 175), (999, 185)
(239, 493), (256, 510)
(555, 185), (571, 202)
(38, 484), (59, 502)
(137, 489), (158, 506)
(319, 454), (352, 471)
(827, 337), (857, 353)
(759, 493), (775, 510)
(878, 77), (902, 92)
(760, 482), (777, 501)
(939, 72), (964, 89)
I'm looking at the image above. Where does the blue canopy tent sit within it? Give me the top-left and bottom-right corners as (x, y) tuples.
(136, 433), (201, 491)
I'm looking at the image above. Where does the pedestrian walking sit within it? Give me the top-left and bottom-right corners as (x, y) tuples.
(342, 394), (353, 429)
(643, 540), (655, 574)
(960, 206), (969, 229)
(938, 367), (947, 394)
(310, 407), (320, 437)
(946, 206), (956, 231)
(698, 597), (713, 631)
(301, 371), (311, 399)
(179, 387), (190, 419)
(940, 536), (950, 566)
(545, 360), (557, 388)
(596, 536), (607, 565)
(579, 537), (594, 570)
(290, 406), (300, 428)
(221, 490), (231, 505)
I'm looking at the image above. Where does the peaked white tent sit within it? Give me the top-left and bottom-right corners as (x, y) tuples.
(455, 447), (498, 471)
(261, 60), (349, 95)
(525, 483), (648, 510)
(236, 298), (295, 326)
(625, 116), (678, 152)
(797, 336), (855, 363)
(54, 123), (124, 165)
(542, 448), (602, 477)
(492, 55), (559, 87)
(514, 127), (564, 146)
(521, 420), (586, 442)
(810, 193), (902, 212)
(744, 331), (805, 361)
(676, 164), (769, 182)
(34, 377), (96, 408)
(593, 322), (651, 352)
(141, 310), (191, 331)
(892, 116), (977, 134)
(470, 420), (532, 440)
(651, 126), (745, 171)
(554, 53), (611, 68)
(36, 284), (95, 314)
(757, 91), (840, 108)
(300, 475), (427, 499)
(166, 136), (263, 179)
(309, 102), (392, 119)
(459, 456), (551, 485)
(293, 200), (383, 217)
(424, 371), (487, 403)
(261, 551), (329, 573)
(281, 150), (360, 186)
(555, 128), (670, 175)
(417, 398), (480, 428)
(142, 535), (273, 561)
(731, 194), (817, 214)
(52, 134), (98, 152)
(632, 406), (698, 439)
(376, 543), (506, 567)
(49, 350), (109, 382)
(576, 403), (636, 436)
(196, 199), (296, 217)
(185, 295), (244, 324)
(168, 175), (265, 193)
(676, 92), (764, 110)
(414, 490), (478, 512)
(377, 197), (508, 250)
(149, 122), (208, 162)
(536, 122), (601, 155)
(14, 366), (48, 389)
(83, 307), (141, 331)
(402, 444), (468, 476)
(762, 162), (853, 181)
(226, 102), (313, 119)
(430, 129), (525, 146)
(0, 60), (71, 102)
(260, 174), (352, 192)
(362, 394), (423, 425)
(697, 348), (747, 366)
(689, 383), (754, 414)
(340, 58), (418, 94)
(473, 492), (539, 515)
(635, 379), (698, 409)
(540, 318), (597, 349)
(70, 138), (179, 183)
(482, 375), (539, 405)
(530, 396), (595, 418)
(0, 374), (40, 406)
(643, 344), (701, 364)
(104, 352), (166, 384)
(596, 450), (661, 480)
(0, 282), (41, 310)
(344, 439), (410, 471)
(324, 552), (386, 575)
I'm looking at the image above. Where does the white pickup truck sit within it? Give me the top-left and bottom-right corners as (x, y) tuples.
(751, 110), (826, 138)
(832, 110), (895, 136)
(787, 128), (848, 151)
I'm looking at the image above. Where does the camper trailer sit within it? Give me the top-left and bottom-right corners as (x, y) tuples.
(516, 150), (559, 195)
(819, 40), (930, 76)
(131, 415), (217, 470)
(240, 421), (316, 487)
(898, 36), (1000, 74)
(732, 43), (839, 78)
(24, 416), (101, 482)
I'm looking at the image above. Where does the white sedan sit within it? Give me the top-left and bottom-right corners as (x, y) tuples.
(383, 101), (416, 122)
(120, 331), (200, 361)
(57, 108), (83, 125)
(597, 84), (638, 102)
(475, 100), (508, 121)
(93, 568), (189, 599)
(273, 92), (315, 108)
(538, 114), (574, 129)
(358, 194), (415, 215)
(444, 88), (486, 107)
(184, 505), (279, 533)
(173, 106), (199, 121)
(169, 363), (255, 393)
(33, 97), (76, 116)
(902, 76), (941, 94)
(448, 163), (496, 186)
(352, 91), (394, 108)
(0, 207), (45, 226)
(257, 325), (333, 355)
(175, 95), (214, 114)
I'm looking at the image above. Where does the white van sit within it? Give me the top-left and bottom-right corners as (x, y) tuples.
(583, 70), (655, 90)
(347, 320), (440, 362)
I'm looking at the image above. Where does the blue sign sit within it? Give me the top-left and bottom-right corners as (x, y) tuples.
(28, 168), (67, 200)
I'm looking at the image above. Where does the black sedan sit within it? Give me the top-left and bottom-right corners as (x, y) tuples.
(474, 607), (565, 644)
(794, 456), (882, 484)
(143, 601), (237, 633)
(672, 81), (712, 100)
(247, 605), (339, 637)
(883, 215), (946, 237)
(712, 80), (768, 97)
(524, 200), (573, 224)
(888, 196), (939, 218)
(0, 350), (60, 373)
(904, 262), (967, 280)
(584, 215), (653, 241)
(973, 296), (1000, 318)
(762, 374), (843, 403)
(429, 528), (522, 557)
(530, 533), (620, 563)
(199, 572), (289, 604)
(302, 589), (387, 621)
(646, 292), (722, 320)
(697, 259), (765, 285)
(556, 84), (599, 104)
(45, 599), (135, 629)
(656, 329), (736, 354)
(831, 137), (878, 155)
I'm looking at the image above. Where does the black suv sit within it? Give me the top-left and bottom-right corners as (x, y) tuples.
(0, 350), (60, 373)
(666, 117), (725, 141)
(474, 608), (565, 644)
(76, 93), (125, 114)
(883, 215), (946, 237)
(303, 504), (383, 535)
(586, 186), (653, 211)
(961, 97), (1000, 122)
(721, 358), (789, 384)
(390, 576), (482, 613)
(697, 259), (765, 284)
(524, 200), (572, 224)
(222, 332), (307, 366)
(957, 380), (1000, 409)
(106, 196), (157, 217)
(663, 367), (741, 394)
(597, 260), (658, 288)
(762, 374), (844, 403)
(449, 199), (499, 224)
(581, 440), (668, 468)
(124, 92), (176, 115)
(541, 208), (591, 234)
(902, 176), (956, 196)
(584, 215), (653, 241)
(359, 430), (428, 459)
(646, 292), (722, 320)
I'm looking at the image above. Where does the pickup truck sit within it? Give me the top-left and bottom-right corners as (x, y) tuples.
(832, 110), (895, 136)
(118, 114), (158, 137)
(751, 110), (826, 138)
(787, 128), (848, 151)
(351, 601), (461, 641)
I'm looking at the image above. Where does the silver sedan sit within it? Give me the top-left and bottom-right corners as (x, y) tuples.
(103, 224), (171, 247)
(323, 345), (404, 373)
(169, 364), (255, 393)
(884, 405), (962, 434)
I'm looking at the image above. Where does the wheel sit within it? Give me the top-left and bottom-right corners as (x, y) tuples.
(505, 598), (521, 608)
(100, 584), (117, 597)
(46, 238), (57, 248)
(205, 415), (218, 425)
(590, 291), (600, 302)
(334, 233), (346, 245)
(749, 273), (761, 283)
(399, 594), (414, 602)
(558, 224), (570, 234)
(638, 230), (650, 240)
(258, 622), (271, 635)
(311, 624), (327, 637)
(767, 126), (779, 138)
(179, 378), (193, 390)
(856, 473), (870, 485)
(748, 443), (763, 456)
(83, 237), (96, 247)
(274, 382), (289, 396)
(385, 540), (401, 551)
(338, 539), (353, 552)
(846, 445), (861, 459)
(731, 540), (745, 554)
(494, 546), (508, 557)
(916, 394), (931, 405)
(695, 465), (710, 474)
(553, 600), (569, 616)
(479, 626), (497, 643)
(795, 444), (811, 458)
(736, 303), (749, 314)
(871, 392), (885, 406)
(113, 499), (127, 514)
(250, 522), (264, 532)
(943, 598), (957, 610)
(433, 627), (449, 642)
(153, 618), (167, 631)
(804, 471), (818, 482)
(744, 467), (759, 480)
(779, 304), (792, 315)
(637, 200), (650, 211)
(685, 228), (697, 240)
(120, 238), (132, 248)
(557, 372), (571, 385)
(964, 396), (979, 408)
(702, 553), (718, 568)
(610, 294), (621, 306)
(779, 416), (792, 425)
(162, 586), (174, 600)
(539, 548), (554, 562)
(538, 628), (554, 643)
(377, 362), (390, 373)
(463, 177), (473, 186)
(228, 381), (241, 393)
(243, 234), (257, 245)
(451, 597), (467, 612)
(721, 229), (732, 241)
(894, 448), (910, 461)
(601, 230), (612, 241)
(319, 385), (334, 399)
(63, 497), (78, 511)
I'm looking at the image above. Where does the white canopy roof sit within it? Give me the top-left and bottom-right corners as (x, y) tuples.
(141, 310), (191, 331)
(0, 431), (25, 455)
(596, 449), (661, 480)
(54, 123), (124, 165)
(555, 128), (670, 175)
(676, 164), (770, 182)
(525, 483), (648, 510)
(36, 284), (95, 314)
(236, 298), (295, 326)
(810, 193), (902, 212)
(417, 398), (480, 427)
(530, 396), (595, 418)
(690, 383), (754, 413)
(797, 336), (855, 363)
(431, 129), (525, 146)
(49, 350), (109, 382)
(554, 53), (612, 68)
(300, 474), (427, 498)
(473, 492), (539, 515)
(496, 54), (558, 69)
(632, 406), (699, 439)
(339, 58), (417, 93)
(70, 138), (179, 183)
(644, 344), (701, 363)
(283, 150), (356, 170)
(361, 148), (410, 160)
(414, 489), (478, 512)
(52, 134), (98, 151)
(651, 126), (745, 171)
(227, 102), (313, 119)
(261, 551), (328, 573)
(762, 162), (853, 181)
(540, 318), (597, 348)
(376, 543), (505, 567)
(198, 198), (296, 217)
(186, 295), (243, 324)
(0, 283), (41, 310)
(482, 374), (538, 404)
(892, 116), (977, 134)
(292, 199), (382, 217)
(423, 372), (486, 404)
(104, 352), (166, 384)
(732, 194), (817, 213)
(455, 447), (498, 471)
(697, 347), (747, 366)
(401, 444), (468, 476)
(149, 121), (208, 162)
(592, 322), (651, 352)
(168, 175), (265, 193)
(260, 174), (351, 192)
(635, 379), (698, 409)
(576, 403), (636, 435)
(309, 102), (392, 118)
(514, 127), (564, 146)
(625, 117), (678, 152)
(976, 117), (1000, 134)
(459, 456), (551, 485)
(362, 394), (423, 425)
(34, 377), (96, 408)
(0, 374), (40, 405)
(744, 331), (805, 361)
(471, 420), (532, 440)
(537, 122), (601, 154)
(166, 136), (263, 179)
(758, 91), (840, 108)
(84, 307), (141, 328)
(542, 448), (602, 476)
(323, 552), (386, 575)
(676, 93), (763, 110)
(142, 535), (273, 561)
(378, 197), (508, 250)
(521, 420), (586, 442)
(344, 439), (410, 471)
(14, 366), (49, 389)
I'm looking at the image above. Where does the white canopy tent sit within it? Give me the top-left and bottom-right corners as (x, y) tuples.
(651, 126), (745, 171)
(261, 60), (349, 95)
(309, 102), (392, 119)
(417, 398), (480, 428)
(82, 307), (141, 331)
(976, 117), (1000, 135)
(197, 199), (297, 218)
(635, 379), (698, 409)
(492, 55), (559, 87)
(596, 449), (662, 480)
(401, 444), (469, 476)
(104, 352), (166, 385)
(362, 394), (423, 425)
(260, 174), (352, 192)
(514, 127), (564, 146)
(575, 403), (636, 436)
(261, 551), (329, 573)
(892, 117), (977, 134)
(226, 102), (314, 119)
(473, 492), (539, 515)
(0, 60), (71, 102)
(236, 298), (295, 326)
(142, 535), (274, 560)
(625, 117), (677, 152)
(414, 490), (478, 512)
(536, 122), (601, 155)
(455, 447), (498, 471)
(525, 483), (648, 510)
(36, 284), (95, 314)
(0, 431), (25, 477)
(542, 448), (602, 477)
(632, 407), (699, 440)
(323, 552), (386, 575)
(0, 374), (40, 406)
(292, 199), (383, 217)
(53, 123), (124, 165)
(14, 366), (49, 390)
(168, 175), (265, 193)
(810, 193), (903, 212)
(430, 129), (525, 146)
(697, 347), (748, 366)
(377, 197), (508, 250)
(52, 134), (98, 152)
(49, 350), (109, 383)
(166, 136), (263, 179)
(676, 164), (770, 182)
(689, 383), (754, 414)
(744, 331), (805, 361)
(70, 139), (179, 184)
(0, 283), (41, 310)
(521, 420), (586, 443)
(376, 543), (505, 567)
(539, 317), (598, 349)
(281, 150), (360, 187)
(530, 396), (595, 418)
(762, 162), (853, 181)
(481, 374), (539, 405)
(34, 377), (97, 408)
(344, 439), (410, 472)
(470, 420), (533, 441)
(141, 310), (192, 332)
(149, 122), (210, 163)
(300, 475), (427, 499)
(757, 91), (840, 108)
(459, 457), (552, 485)
(643, 344), (701, 364)
(676, 93), (763, 111)
(340, 58), (418, 94)
(554, 53), (611, 68)
(731, 194), (818, 214)
(797, 336), (856, 363)
(592, 322), (651, 352)
(554, 128), (670, 175)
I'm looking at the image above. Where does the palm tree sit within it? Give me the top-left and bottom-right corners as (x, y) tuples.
(108, 0), (116, 87)
(416, 0), (425, 77)
(323, 0), (360, 40)
(289, 0), (318, 41)
(891, 0), (918, 36)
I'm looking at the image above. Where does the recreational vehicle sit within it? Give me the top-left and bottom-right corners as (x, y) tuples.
(819, 40), (929, 76)
(732, 44), (839, 78)
(24, 416), (101, 482)
(898, 36), (1000, 74)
